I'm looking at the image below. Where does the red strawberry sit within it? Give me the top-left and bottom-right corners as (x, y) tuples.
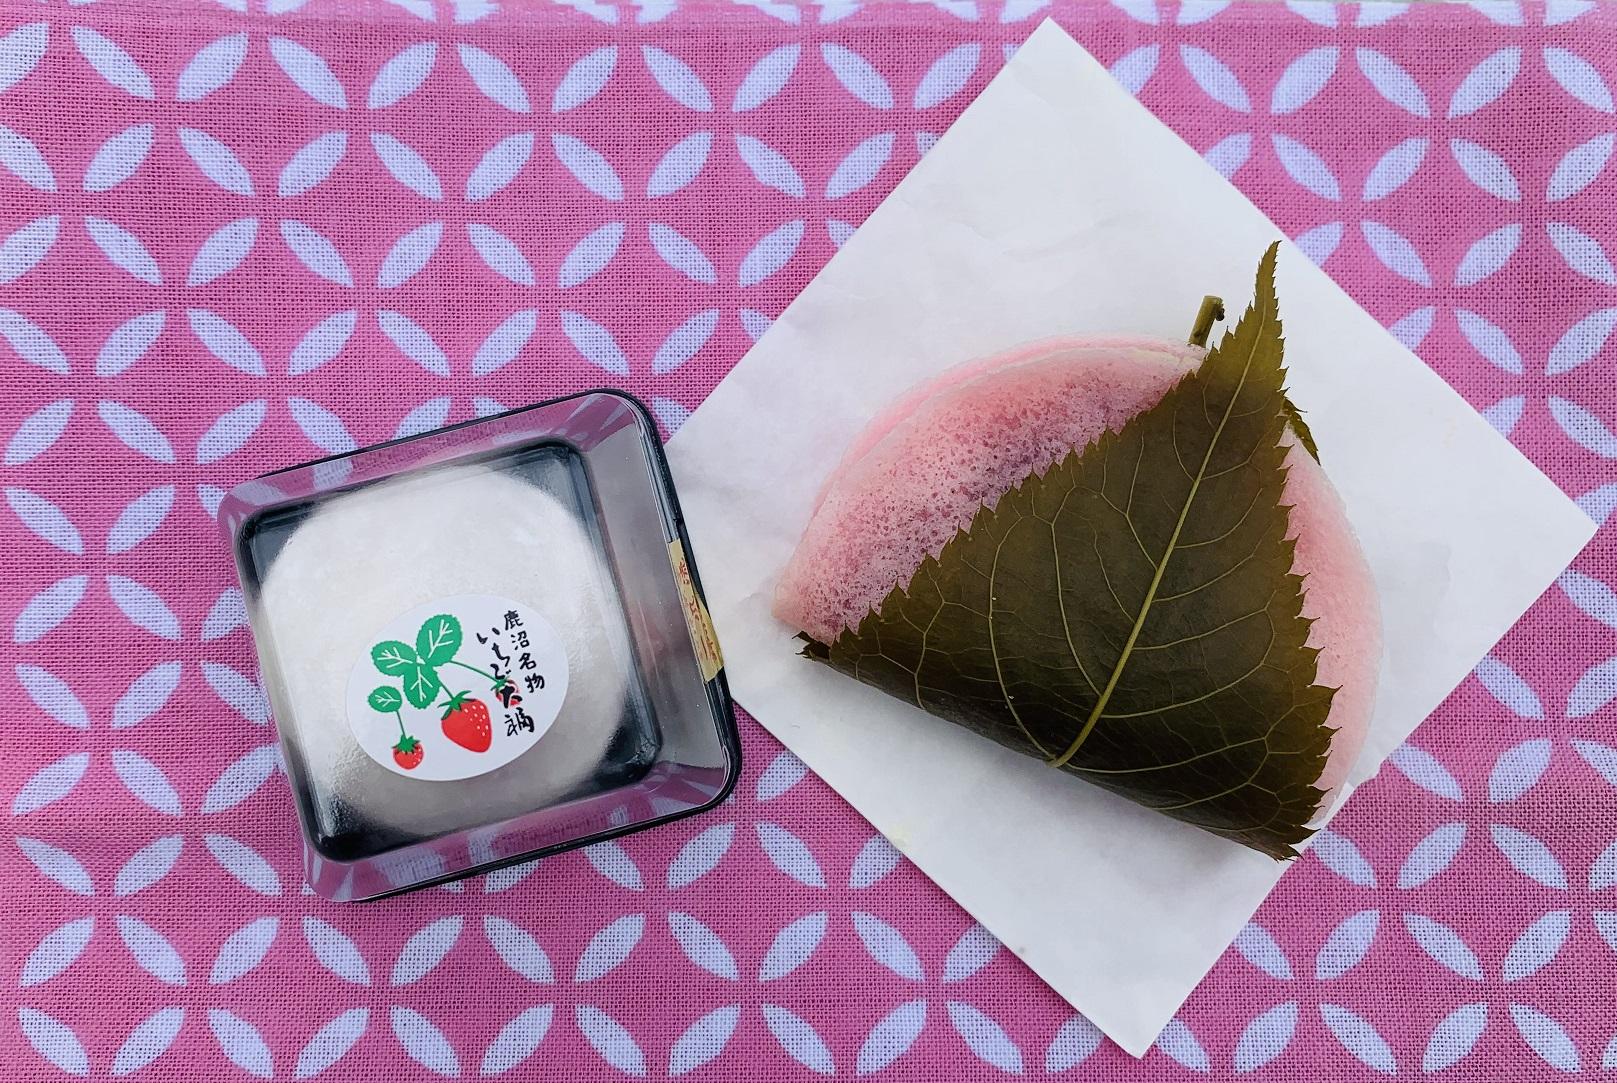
(392, 736), (424, 770)
(440, 693), (492, 753)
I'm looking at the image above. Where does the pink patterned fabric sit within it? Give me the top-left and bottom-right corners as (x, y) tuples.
(3, 0), (1616, 1078)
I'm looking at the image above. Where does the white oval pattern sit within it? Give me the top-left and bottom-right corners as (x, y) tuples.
(6, 400), (73, 466)
(390, 917), (463, 986)
(86, 217), (162, 285)
(667, 822), (734, 888)
(111, 1007), (185, 1076)
(114, 834), (182, 897)
(392, 1006), (459, 1076)
(1180, 44), (1251, 112)
(20, 837), (94, 896)
(1490, 739), (1553, 802)
(647, 131), (711, 197)
(458, 43), (530, 112)
(759, 911), (828, 981)
(554, 46), (617, 112)
(576, 1005), (646, 1076)
(1424, 1003), (1487, 1072)
(370, 42), (437, 109)
(1491, 824), (1568, 889)
(1111, 45), (1160, 97)
(72, 26), (154, 100)
(466, 132), (534, 201)
(270, 37), (347, 108)
(18, 665), (89, 729)
(734, 44), (799, 111)
(1456, 309), (1522, 373)
(377, 221), (443, 287)
(948, 1001), (1022, 1073)
(553, 134), (624, 200)
(1511, 1004), (1580, 1072)
(1314, 909), (1379, 980)
(178, 33), (248, 102)
(295, 1009), (369, 1078)
(644, 46), (713, 111)
(756, 822), (827, 887)
(857, 999), (926, 1075)
(84, 124), (154, 193)
(852, 912), (924, 980)
(7, 488), (82, 554)
(481, 1006), (553, 1075)
(0, 217), (58, 286)
(669, 1005), (739, 1076)
(822, 44), (893, 109)
(574, 913), (645, 982)
(21, 916), (95, 987)
(279, 132), (348, 196)
(467, 223), (535, 286)
(1455, 224), (1521, 286)
(915, 43), (980, 109)
(649, 223), (717, 284)
(763, 1004), (834, 1075)
(1399, 822), (1468, 889)
(1045, 1015), (1103, 1072)
(303, 917), (371, 985)
(1234, 922), (1294, 981)
(1319, 1004), (1396, 1074)
(1355, 48), (1430, 117)
(1270, 45), (1336, 114)
(1363, 137), (1426, 202)
(0, 22), (49, 96)
(209, 917), (279, 985)
(1234, 1001), (1297, 1073)
(1448, 47), (1521, 119)
(13, 753), (90, 815)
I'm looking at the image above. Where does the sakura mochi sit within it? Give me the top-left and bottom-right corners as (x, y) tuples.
(777, 250), (1381, 855)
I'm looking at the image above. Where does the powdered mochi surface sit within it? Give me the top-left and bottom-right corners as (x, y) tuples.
(258, 466), (629, 841)
(775, 337), (1380, 797)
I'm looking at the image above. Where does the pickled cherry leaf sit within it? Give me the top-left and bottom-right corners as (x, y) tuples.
(1282, 398), (1320, 461)
(804, 243), (1333, 858)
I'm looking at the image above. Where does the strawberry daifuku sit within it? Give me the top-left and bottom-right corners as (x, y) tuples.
(774, 334), (1381, 802)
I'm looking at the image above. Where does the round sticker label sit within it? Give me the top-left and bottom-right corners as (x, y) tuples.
(346, 594), (569, 781)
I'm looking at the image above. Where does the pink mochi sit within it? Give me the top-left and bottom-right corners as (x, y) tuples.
(775, 336), (1380, 799)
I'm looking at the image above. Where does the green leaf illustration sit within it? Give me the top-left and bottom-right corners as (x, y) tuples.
(402, 664), (442, 710)
(367, 686), (403, 713)
(804, 243), (1334, 859)
(416, 613), (463, 667)
(372, 640), (417, 676)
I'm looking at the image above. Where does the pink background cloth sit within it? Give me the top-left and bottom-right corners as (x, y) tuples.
(3, 0), (1616, 1078)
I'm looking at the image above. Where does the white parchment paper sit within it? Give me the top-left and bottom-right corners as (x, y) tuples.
(666, 21), (1596, 1056)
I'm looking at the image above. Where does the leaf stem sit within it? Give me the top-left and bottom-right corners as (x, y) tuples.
(442, 658), (500, 687)
(1187, 295), (1224, 348)
(395, 711), (407, 741)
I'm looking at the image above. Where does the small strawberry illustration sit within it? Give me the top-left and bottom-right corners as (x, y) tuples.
(368, 686), (426, 772)
(392, 736), (424, 771)
(440, 692), (493, 753)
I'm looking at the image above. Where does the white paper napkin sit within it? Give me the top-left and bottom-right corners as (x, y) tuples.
(666, 20), (1596, 1056)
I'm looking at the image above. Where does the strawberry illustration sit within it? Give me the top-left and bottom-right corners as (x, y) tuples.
(392, 736), (424, 771)
(370, 686), (426, 772)
(439, 692), (493, 753)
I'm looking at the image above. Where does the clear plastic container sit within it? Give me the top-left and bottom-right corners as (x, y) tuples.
(219, 390), (738, 900)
